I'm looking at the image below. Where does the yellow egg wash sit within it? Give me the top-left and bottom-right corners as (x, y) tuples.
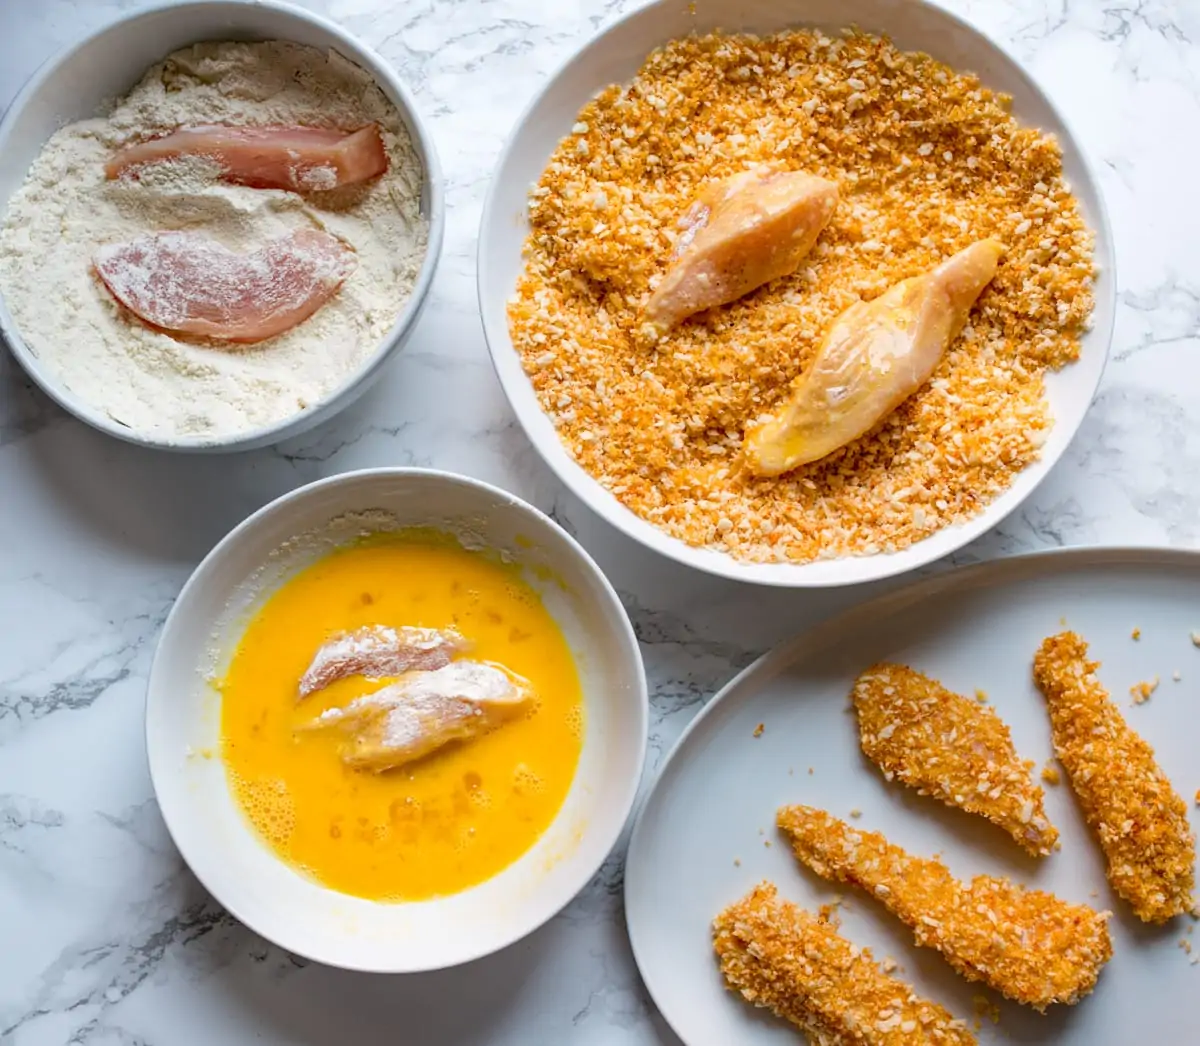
(219, 533), (584, 901)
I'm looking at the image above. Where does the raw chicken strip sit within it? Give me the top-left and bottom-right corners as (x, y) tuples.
(105, 124), (388, 192)
(714, 882), (977, 1045)
(746, 239), (1005, 475)
(93, 228), (356, 343)
(852, 663), (1058, 856)
(311, 660), (533, 772)
(1033, 631), (1196, 923)
(642, 167), (838, 335)
(298, 625), (468, 698)
(777, 805), (1112, 1010)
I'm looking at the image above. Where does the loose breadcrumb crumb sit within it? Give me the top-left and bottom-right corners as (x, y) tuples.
(1174, 670), (1183, 682)
(777, 805), (1113, 1010)
(971, 996), (1001, 1028)
(1131, 628), (1142, 640)
(974, 689), (988, 704)
(852, 663), (1057, 856)
(1191, 631), (1200, 647)
(753, 722), (765, 737)
(1033, 631), (1196, 923)
(714, 882), (977, 1044)
(510, 29), (1095, 564)
(1130, 676), (1159, 705)
(1042, 763), (1062, 786)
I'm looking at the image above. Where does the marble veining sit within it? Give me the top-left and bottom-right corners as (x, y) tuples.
(1, 0), (1198, 1043)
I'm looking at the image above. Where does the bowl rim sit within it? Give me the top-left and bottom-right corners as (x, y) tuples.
(0, 0), (446, 454)
(144, 465), (649, 972)
(476, 0), (1116, 589)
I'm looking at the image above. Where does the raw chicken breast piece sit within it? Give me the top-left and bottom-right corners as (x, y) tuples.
(93, 228), (357, 343)
(105, 124), (388, 192)
(642, 166), (839, 335)
(298, 625), (469, 699)
(310, 660), (533, 772)
(745, 239), (1005, 475)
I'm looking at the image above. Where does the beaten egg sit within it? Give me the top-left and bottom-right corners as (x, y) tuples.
(219, 532), (584, 901)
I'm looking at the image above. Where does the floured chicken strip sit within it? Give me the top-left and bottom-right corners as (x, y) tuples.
(106, 124), (389, 192)
(309, 660), (532, 772)
(852, 663), (1057, 856)
(715, 882), (976, 1045)
(777, 805), (1112, 1010)
(93, 229), (356, 343)
(1033, 631), (1196, 923)
(298, 624), (468, 698)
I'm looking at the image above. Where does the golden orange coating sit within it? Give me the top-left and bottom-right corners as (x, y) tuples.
(509, 29), (1095, 564)
(714, 882), (977, 1045)
(852, 663), (1057, 856)
(777, 805), (1112, 1010)
(1033, 631), (1196, 923)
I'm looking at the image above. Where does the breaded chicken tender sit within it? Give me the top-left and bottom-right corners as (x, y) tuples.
(852, 663), (1057, 856)
(714, 882), (976, 1045)
(1033, 631), (1196, 923)
(777, 806), (1112, 1010)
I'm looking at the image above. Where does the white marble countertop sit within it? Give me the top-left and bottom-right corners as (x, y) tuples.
(1, 1), (1198, 1043)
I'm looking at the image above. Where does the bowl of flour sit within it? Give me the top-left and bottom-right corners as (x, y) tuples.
(0, 1), (443, 451)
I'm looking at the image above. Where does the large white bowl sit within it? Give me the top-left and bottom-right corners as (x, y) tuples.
(0, 0), (444, 453)
(146, 468), (647, 972)
(478, 0), (1115, 587)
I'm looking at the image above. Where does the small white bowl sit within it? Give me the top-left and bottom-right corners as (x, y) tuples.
(478, 0), (1115, 587)
(145, 468), (647, 972)
(0, 0), (444, 453)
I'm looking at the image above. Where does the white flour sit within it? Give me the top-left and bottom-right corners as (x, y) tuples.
(0, 41), (428, 442)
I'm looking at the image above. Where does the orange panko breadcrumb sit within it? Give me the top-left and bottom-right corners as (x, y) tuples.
(509, 30), (1095, 564)
(1033, 631), (1196, 923)
(776, 805), (1112, 1010)
(714, 882), (977, 1045)
(852, 663), (1057, 856)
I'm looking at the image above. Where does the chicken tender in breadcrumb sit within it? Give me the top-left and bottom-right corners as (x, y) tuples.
(714, 882), (977, 1045)
(853, 663), (1058, 856)
(777, 805), (1112, 1010)
(1033, 631), (1196, 923)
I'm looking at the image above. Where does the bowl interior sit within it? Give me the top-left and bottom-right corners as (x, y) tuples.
(478, 0), (1115, 587)
(146, 470), (646, 971)
(0, 0), (443, 453)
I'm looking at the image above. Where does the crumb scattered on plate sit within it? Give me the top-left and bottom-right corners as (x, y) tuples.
(1131, 676), (1160, 705)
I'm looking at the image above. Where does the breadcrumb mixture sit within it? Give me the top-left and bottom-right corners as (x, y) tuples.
(509, 30), (1095, 563)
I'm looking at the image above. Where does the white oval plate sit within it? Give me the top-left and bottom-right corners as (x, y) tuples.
(626, 547), (1200, 1044)
(478, 0), (1115, 587)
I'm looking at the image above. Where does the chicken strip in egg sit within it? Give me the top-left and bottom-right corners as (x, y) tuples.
(308, 660), (533, 772)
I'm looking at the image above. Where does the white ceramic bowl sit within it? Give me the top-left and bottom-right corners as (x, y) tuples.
(146, 468), (647, 971)
(0, 0), (444, 453)
(478, 0), (1115, 587)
